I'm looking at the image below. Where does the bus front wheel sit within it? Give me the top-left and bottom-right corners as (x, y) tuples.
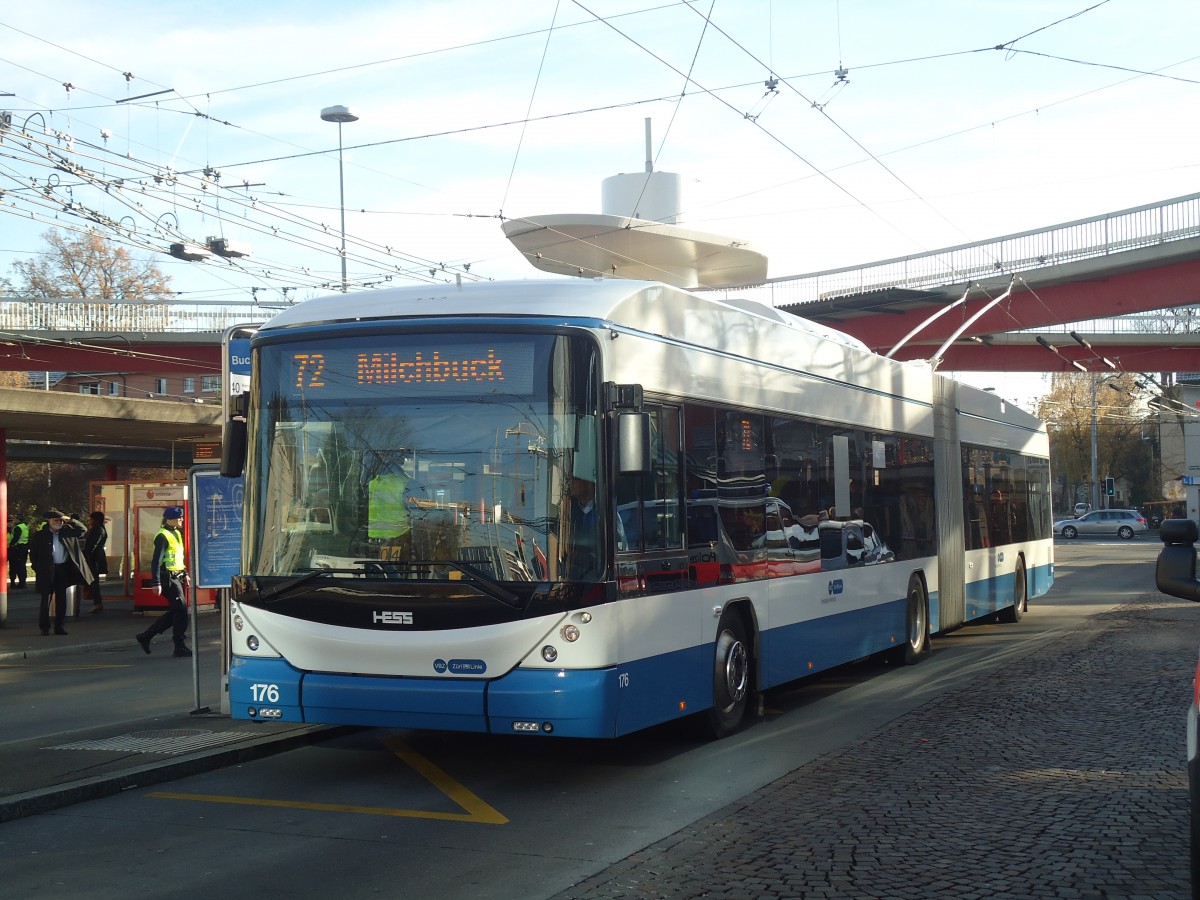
(706, 613), (751, 738)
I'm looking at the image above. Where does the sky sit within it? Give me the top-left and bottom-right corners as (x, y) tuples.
(1, 0), (1198, 408)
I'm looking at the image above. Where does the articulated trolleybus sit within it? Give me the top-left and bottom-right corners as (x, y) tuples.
(221, 278), (1053, 739)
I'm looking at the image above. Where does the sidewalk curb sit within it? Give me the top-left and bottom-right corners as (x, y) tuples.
(0, 637), (143, 661)
(0, 724), (357, 824)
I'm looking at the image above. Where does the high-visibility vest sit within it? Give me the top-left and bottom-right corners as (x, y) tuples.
(368, 473), (411, 539)
(155, 526), (186, 572)
(10, 523), (28, 545)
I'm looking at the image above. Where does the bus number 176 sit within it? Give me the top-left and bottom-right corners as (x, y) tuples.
(251, 683), (280, 703)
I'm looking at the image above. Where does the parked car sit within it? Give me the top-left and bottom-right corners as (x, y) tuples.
(1151, 519), (1200, 892)
(1053, 508), (1148, 540)
(1073, 501), (1090, 517)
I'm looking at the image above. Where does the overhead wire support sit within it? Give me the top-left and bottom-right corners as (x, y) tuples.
(116, 89), (174, 104)
(1036, 335), (1089, 373)
(1071, 330), (1117, 369)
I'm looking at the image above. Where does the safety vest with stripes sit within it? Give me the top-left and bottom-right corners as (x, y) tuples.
(155, 526), (186, 572)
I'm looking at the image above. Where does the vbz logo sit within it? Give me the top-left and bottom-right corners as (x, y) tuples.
(373, 610), (414, 624)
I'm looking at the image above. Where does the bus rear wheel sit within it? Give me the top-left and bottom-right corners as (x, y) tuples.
(891, 575), (929, 665)
(1000, 559), (1027, 623)
(706, 614), (751, 738)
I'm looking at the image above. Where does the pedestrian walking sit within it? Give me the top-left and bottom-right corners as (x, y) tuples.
(8, 513), (30, 589)
(29, 509), (93, 636)
(83, 511), (108, 614)
(135, 506), (192, 657)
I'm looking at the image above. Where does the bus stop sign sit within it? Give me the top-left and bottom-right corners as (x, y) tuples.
(189, 467), (244, 589)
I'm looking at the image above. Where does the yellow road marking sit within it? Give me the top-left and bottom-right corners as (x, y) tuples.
(148, 735), (508, 824)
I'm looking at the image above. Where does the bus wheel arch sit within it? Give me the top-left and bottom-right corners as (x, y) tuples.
(892, 571), (929, 665)
(1000, 555), (1027, 624)
(705, 601), (756, 739)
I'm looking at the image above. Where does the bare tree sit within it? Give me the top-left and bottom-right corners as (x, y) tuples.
(10, 229), (173, 301)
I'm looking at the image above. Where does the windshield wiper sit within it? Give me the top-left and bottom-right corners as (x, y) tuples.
(255, 561), (525, 610)
(255, 568), (342, 604)
(409, 559), (525, 610)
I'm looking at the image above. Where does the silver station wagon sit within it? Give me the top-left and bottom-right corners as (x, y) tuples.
(1053, 509), (1148, 540)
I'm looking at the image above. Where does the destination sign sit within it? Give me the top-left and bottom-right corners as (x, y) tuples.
(287, 341), (537, 397)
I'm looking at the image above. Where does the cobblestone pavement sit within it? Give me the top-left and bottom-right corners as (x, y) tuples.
(555, 594), (1196, 899)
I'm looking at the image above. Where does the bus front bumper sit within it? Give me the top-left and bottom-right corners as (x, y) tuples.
(228, 656), (619, 738)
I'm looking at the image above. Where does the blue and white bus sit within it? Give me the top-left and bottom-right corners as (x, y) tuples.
(220, 278), (1053, 738)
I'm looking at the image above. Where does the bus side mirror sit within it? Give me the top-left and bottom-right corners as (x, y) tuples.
(617, 412), (651, 474)
(1156, 518), (1200, 602)
(221, 393), (248, 478)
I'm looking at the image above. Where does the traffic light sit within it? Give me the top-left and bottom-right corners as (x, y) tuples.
(1104, 476), (1115, 496)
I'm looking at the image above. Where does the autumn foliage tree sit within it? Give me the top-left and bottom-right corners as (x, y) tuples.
(1037, 372), (1156, 510)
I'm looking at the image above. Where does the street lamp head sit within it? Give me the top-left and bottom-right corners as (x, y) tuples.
(320, 105), (359, 124)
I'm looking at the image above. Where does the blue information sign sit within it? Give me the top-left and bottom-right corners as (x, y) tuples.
(190, 467), (244, 589)
(229, 337), (252, 399)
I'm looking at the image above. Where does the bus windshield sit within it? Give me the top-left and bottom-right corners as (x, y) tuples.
(246, 331), (600, 583)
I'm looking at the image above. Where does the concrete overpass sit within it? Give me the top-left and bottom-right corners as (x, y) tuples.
(708, 191), (1200, 373)
(0, 387), (221, 464)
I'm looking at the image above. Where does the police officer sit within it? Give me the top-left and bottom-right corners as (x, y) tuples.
(135, 506), (192, 657)
(8, 513), (30, 589)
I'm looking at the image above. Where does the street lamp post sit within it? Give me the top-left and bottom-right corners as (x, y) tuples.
(1091, 375), (1100, 511)
(319, 105), (359, 293)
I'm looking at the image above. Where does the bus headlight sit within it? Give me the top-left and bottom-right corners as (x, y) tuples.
(247, 635), (260, 651)
(232, 614), (244, 632)
(560, 624), (580, 642)
(541, 645), (558, 662)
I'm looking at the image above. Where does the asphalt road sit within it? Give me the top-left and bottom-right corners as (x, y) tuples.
(0, 540), (1188, 899)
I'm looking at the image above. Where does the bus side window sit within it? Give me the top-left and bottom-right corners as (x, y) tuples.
(615, 405), (682, 554)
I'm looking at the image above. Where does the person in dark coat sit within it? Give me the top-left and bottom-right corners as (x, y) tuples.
(29, 508), (94, 636)
(82, 511), (108, 614)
